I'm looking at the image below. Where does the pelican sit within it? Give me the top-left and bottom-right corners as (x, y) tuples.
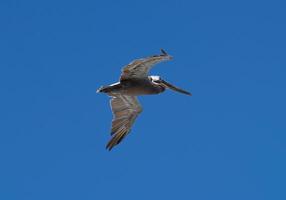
(97, 49), (191, 150)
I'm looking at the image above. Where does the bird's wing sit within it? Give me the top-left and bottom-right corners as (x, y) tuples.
(106, 95), (142, 150)
(120, 49), (172, 81)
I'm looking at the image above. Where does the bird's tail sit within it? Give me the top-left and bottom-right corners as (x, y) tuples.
(96, 86), (112, 93)
(97, 83), (122, 94)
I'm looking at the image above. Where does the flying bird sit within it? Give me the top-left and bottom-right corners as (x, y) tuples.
(97, 49), (191, 150)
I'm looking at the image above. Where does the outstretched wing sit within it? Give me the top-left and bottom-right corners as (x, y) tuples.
(120, 49), (172, 81)
(107, 95), (142, 150)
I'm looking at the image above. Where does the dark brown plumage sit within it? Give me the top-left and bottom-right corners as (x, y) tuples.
(97, 49), (191, 150)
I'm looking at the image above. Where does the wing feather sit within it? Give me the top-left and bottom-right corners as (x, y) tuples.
(120, 49), (172, 81)
(106, 95), (142, 150)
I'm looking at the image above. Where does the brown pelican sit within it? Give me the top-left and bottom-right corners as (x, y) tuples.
(97, 49), (191, 150)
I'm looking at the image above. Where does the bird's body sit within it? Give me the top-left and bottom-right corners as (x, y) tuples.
(98, 77), (165, 96)
(97, 49), (191, 150)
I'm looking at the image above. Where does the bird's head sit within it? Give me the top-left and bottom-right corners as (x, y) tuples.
(149, 75), (161, 82)
(149, 76), (192, 96)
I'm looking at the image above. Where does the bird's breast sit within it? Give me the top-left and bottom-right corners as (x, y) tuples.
(121, 78), (164, 96)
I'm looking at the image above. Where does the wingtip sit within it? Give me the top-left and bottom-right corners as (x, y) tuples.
(160, 49), (173, 60)
(106, 142), (114, 151)
(106, 145), (113, 151)
(160, 48), (168, 55)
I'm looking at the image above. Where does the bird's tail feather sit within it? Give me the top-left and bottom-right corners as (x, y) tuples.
(97, 83), (122, 94)
(97, 86), (110, 93)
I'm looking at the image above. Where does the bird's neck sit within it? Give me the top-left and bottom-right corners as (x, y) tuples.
(151, 82), (165, 94)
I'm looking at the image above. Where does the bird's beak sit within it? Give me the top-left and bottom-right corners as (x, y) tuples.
(160, 79), (192, 96)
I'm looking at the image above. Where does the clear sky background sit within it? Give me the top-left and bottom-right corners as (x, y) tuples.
(0, 0), (285, 199)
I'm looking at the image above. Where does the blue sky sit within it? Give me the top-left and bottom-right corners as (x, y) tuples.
(0, 0), (286, 199)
